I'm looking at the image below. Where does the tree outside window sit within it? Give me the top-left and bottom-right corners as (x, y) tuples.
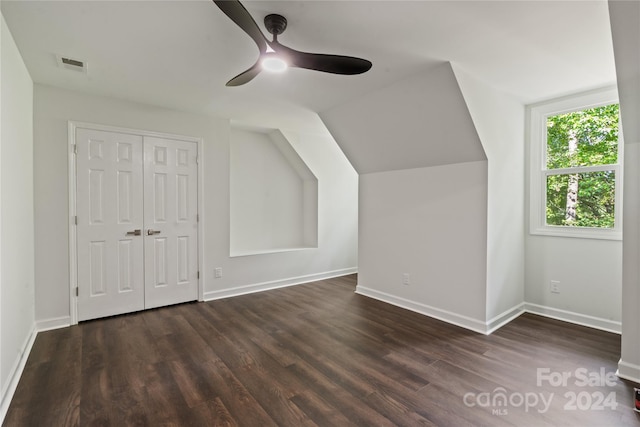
(545, 104), (619, 228)
(528, 88), (622, 240)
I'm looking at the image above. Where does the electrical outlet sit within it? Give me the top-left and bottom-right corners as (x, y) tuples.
(402, 273), (410, 286)
(214, 267), (222, 278)
(550, 280), (560, 294)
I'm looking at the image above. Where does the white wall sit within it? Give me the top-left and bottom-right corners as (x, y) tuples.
(525, 236), (621, 326)
(453, 65), (526, 327)
(522, 89), (623, 332)
(322, 61), (490, 332)
(279, 129), (358, 273)
(230, 128), (317, 255)
(357, 161), (489, 331)
(620, 142), (640, 378)
(608, 0), (640, 381)
(453, 64), (623, 335)
(0, 12), (35, 416)
(33, 84), (358, 325)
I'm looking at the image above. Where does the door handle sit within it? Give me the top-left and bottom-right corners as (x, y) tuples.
(126, 229), (141, 236)
(147, 229), (161, 235)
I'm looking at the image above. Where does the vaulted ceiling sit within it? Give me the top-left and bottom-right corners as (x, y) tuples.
(1, 0), (616, 133)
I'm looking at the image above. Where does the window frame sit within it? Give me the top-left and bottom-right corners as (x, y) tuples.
(528, 87), (623, 240)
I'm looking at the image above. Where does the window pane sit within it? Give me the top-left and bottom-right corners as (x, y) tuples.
(546, 171), (616, 228)
(546, 104), (619, 170)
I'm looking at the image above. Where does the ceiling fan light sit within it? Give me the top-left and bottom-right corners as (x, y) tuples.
(261, 55), (288, 72)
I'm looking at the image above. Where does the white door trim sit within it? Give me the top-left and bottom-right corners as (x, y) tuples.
(68, 121), (205, 325)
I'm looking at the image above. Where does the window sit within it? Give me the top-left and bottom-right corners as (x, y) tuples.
(528, 88), (623, 239)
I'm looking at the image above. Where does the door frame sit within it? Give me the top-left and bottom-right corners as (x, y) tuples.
(68, 121), (205, 325)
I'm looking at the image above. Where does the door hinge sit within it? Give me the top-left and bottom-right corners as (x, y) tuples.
(196, 213), (199, 222)
(197, 271), (200, 279)
(74, 215), (78, 225)
(75, 287), (79, 297)
(72, 144), (77, 155)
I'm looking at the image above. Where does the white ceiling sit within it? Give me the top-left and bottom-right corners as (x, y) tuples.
(1, 0), (617, 132)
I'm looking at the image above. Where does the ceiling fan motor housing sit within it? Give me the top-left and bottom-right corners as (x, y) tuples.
(264, 14), (287, 36)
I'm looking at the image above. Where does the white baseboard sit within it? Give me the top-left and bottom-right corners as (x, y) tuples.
(617, 359), (640, 385)
(0, 324), (37, 424)
(355, 286), (489, 334)
(353, 287), (622, 337)
(36, 316), (71, 332)
(486, 303), (526, 334)
(203, 268), (358, 301)
(523, 302), (621, 334)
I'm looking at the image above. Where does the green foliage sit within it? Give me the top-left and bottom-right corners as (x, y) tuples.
(546, 104), (619, 169)
(546, 172), (616, 228)
(545, 104), (619, 228)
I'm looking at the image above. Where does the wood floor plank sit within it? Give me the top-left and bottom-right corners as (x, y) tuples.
(364, 390), (442, 426)
(4, 274), (640, 426)
(190, 397), (237, 427)
(196, 358), (278, 427)
(4, 326), (82, 427)
(285, 362), (397, 427)
(289, 391), (357, 426)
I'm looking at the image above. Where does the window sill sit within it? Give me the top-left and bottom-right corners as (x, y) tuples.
(229, 247), (317, 258)
(530, 226), (622, 241)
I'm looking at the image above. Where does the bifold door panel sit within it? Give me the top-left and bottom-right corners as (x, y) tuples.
(76, 128), (198, 321)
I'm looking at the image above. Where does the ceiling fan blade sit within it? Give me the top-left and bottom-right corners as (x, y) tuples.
(226, 61), (262, 86)
(213, 0), (267, 54)
(271, 42), (372, 75)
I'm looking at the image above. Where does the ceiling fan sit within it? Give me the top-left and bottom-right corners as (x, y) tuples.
(213, 0), (372, 86)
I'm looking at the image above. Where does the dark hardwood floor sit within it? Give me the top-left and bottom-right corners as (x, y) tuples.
(4, 274), (639, 426)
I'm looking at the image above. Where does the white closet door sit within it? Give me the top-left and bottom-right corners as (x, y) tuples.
(143, 136), (199, 309)
(76, 128), (145, 321)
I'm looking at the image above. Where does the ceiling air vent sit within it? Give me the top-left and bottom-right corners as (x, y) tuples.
(56, 55), (87, 73)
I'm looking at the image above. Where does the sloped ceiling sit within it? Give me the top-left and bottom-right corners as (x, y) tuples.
(0, 1), (617, 134)
(320, 62), (485, 174)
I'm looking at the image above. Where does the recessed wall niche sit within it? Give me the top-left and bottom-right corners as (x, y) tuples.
(230, 127), (318, 256)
